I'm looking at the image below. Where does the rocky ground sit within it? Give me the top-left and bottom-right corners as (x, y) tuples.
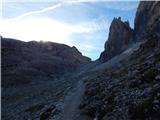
(1, 37), (91, 120)
(1, 74), (77, 120)
(79, 35), (160, 120)
(2, 35), (159, 120)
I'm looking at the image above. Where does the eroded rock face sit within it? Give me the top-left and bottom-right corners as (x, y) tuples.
(134, 1), (160, 41)
(1, 37), (91, 87)
(81, 1), (160, 120)
(99, 1), (160, 62)
(99, 17), (133, 62)
(80, 30), (160, 120)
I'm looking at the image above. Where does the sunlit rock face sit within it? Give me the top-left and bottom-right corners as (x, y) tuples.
(134, 1), (160, 41)
(99, 17), (133, 62)
(1, 37), (91, 87)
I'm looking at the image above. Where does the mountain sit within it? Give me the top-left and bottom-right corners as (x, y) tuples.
(1, 37), (91, 87)
(1, 1), (160, 120)
(1, 37), (91, 120)
(99, 17), (133, 62)
(79, 1), (160, 120)
(99, 1), (160, 62)
(134, 1), (160, 41)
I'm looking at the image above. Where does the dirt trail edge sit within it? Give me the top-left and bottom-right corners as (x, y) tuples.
(56, 80), (92, 120)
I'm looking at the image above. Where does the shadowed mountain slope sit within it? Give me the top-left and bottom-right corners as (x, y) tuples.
(1, 37), (91, 87)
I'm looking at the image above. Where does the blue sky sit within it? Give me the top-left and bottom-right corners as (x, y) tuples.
(0, 0), (139, 60)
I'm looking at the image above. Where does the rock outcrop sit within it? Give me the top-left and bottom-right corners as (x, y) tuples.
(1, 37), (91, 87)
(80, 38), (160, 119)
(134, 1), (160, 41)
(99, 1), (160, 62)
(80, 1), (160, 120)
(99, 17), (133, 62)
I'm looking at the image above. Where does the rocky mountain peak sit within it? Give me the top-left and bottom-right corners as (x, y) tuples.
(134, 1), (160, 41)
(80, 2), (160, 120)
(112, 17), (130, 27)
(99, 1), (160, 63)
(99, 17), (133, 62)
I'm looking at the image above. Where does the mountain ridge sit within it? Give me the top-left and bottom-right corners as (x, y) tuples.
(79, 1), (160, 120)
(99, 1), (160, 62)
(1, 37), (91, 87)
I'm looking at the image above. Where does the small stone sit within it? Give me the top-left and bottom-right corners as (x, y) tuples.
(153, 100), (159, 104)
(155, 75), (160, 80)
(157, 93), (160, 96)
(118, 108), (122, 112)
(155, 104), (160, 109)
(144, 108), (148, 113)
(153, 84), (159, 88)
(153, 106), (157, 110)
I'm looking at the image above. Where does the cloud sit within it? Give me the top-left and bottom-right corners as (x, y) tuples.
(104, 1), (139, 11)
(0, 18), (73, 45)
(5, 0), (139, 3)
(0, 14), (109, 60)
(4, 0), (139, 20)
(73, 16), (109, 33)
(68, 16), (109, 60)
(12, 3), (62, 20)
(0, 15), (108, 42)
(2, 0), (138, 60)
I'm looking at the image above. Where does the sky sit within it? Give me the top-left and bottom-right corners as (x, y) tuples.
(0, 0), (139, 60)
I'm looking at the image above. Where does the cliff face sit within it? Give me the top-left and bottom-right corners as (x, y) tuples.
(99, 1), (160, 62)
(1, 37), (91, 87)
(80, 2), (160, 120)
(99, 17), (133, 62)
(134, 1), (160, 41)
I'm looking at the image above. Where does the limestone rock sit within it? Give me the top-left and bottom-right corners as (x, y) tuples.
(134, 1), (160, 41)
(99, 17), (133, 62)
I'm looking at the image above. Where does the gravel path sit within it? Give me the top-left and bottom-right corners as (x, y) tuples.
(55, 80), (92, 120)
